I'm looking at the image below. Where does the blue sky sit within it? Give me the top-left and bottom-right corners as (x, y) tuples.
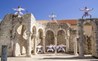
(0, 0), (98, 20)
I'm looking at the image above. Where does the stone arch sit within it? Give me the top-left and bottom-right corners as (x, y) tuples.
(83, 20), (95, 54)
(38, 29), (44, 45)
(57, 28), (66, 34)
(77, 19), (97, 57)
(12, 24), (27, 56)
(57, 30), (66, 53)
(17, 25), (27, 55)
(16, 24), (26, 55)
(45, 30), (55, 45)
(46, 28), (55, 34)
(57, 30), (66, 45)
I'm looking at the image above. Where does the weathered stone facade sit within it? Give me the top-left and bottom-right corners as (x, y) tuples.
(0, 14), (37, 57)
(0, 14), (98, 57)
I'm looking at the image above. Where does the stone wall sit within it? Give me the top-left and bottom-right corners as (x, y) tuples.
(0, 14), (13, 56)
(0, 14), (37, 56)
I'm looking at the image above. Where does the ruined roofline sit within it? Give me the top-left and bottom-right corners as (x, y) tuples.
(0, 13), (35, 23)
(37, 19), (78, 21)
(1, 13), (33, 19)
(37, 18), (98, 25)
(37, 19), (78, 25)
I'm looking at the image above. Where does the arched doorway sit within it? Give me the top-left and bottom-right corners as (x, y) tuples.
(83, 22), (93, 55)
(46, 30), (55, 45)
(38, 29), (43, 45)
(77, 19), (97, 57)
(57, 30), (66, 53)
(45, 30), (55, 52)
(18, 25), (26, 55)
(57, 30), (66, 45)
(13, 24), (27, 56)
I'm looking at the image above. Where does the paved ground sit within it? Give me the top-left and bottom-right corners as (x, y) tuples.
(1, 54), (98, 61)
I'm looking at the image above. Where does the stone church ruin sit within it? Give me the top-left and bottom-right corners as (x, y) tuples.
(0, 13), (98, 58)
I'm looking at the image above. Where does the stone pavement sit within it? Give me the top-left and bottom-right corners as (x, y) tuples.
(1, 54), (98, 61)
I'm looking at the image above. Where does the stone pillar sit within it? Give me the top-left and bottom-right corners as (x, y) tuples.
(33, 34), (37, 55)
(77, 19), (84, 57)
(12, 39), (17, 56)
(43, 36), (46, 53)
(26, 31), (31, 57)
(93, 20), (98, 57)
(74, 37), (78, 55)
(66, 36), (69, 52)
(1, 45), (7, 61)
(66, 29), (70, 52)
(55, 35), (57, 54)
(94, 31), (98, 57)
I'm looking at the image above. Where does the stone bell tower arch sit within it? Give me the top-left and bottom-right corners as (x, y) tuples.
(77, 18), (98, 57)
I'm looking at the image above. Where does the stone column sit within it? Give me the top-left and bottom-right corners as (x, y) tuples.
(93, 20), (98, 57)
(66, 29), (70, 52)
(89, 19), (98, 57)
(26, 31), (31, 57)
(43, 36), (46, 53)
(66, 36), (69, 52)
(12, 36), (17, 57)
(94, 31), (98, 57)
(33, 34), (37, 55)
(55, 35), (57, 54)
(74, 37), (78, 55)
(77, 19), (84, 57)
